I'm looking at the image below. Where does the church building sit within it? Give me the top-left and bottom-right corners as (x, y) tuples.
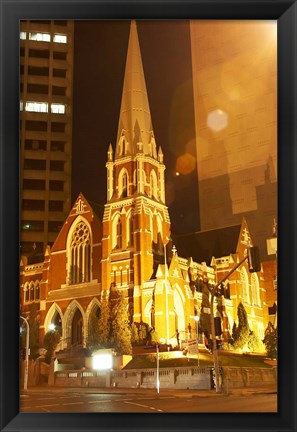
(20, 21), (270, 354)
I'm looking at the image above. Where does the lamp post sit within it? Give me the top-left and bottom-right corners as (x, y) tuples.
(20, 316), (30, 391)
(194, 315), (200, 367)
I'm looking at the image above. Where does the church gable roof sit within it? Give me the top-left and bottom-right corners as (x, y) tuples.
(172, 223), (242, 265)
(51, 193), (103, 252)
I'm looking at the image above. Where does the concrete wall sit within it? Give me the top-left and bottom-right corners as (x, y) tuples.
(222, 366), (277, 392)
(51, 365), (277, 391)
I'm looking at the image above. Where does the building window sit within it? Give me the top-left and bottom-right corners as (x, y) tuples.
(50, 160), (64, 171)
(251, 273), (261, 306)
(69, 221), (91, 284)
(20, 31), (26, 40)
(49, 200), (63, 212)
(24, 139), (47, 151)
(28, 48), (50, 59)
(48, 221), (63, 232)
(49, 180), (64, 191)
(27, 84), (48, 95)
(51, 103), (66, 114)
(240, 267), (250, 303)
(53, 68), (66, 78)
(24, 159), (46, 170)
(22, 221), (44, 232)
(53, 34), (67, 43)
(24, 283), (30, 303)
(51, 141), (65, 152)
(22, 199), (45, 211)
(51, 122), (65, 133)
(26, 120), (47, 132)
(118, 169), (129, 198)
(25, 101), (48, 113)
(150, 170), (158, 199)
(29, 32), (51, 42)
(20, 101), (23, 111)
(28, 66), (49, 76)
(23, 179), (45, 190)
(116, 217), (122, 249)
(53, 51), (67, 60)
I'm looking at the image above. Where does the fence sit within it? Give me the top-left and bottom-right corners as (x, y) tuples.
(53, 366), (212, 389)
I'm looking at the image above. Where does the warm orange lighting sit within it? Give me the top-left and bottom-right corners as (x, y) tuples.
(176, 153), (196, 175)
(207, 109), (228, 132)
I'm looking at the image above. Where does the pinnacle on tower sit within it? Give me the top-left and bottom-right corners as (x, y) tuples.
(116, 20), (155, 158)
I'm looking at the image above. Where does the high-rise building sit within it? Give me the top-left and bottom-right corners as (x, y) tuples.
(190, 21), (277, 261)
(20, 20), (74, 255)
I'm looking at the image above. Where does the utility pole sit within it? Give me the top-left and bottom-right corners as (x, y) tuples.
(20, 316), (30, 390)
(208, 246), (261, 393)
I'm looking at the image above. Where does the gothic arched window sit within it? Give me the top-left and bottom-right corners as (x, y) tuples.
(240, 267), (250, 304)
(35, 281), (40, 300)
(251, 273), (261, 306)
(118, 169), (129, 198)
(150, 170), (158, 199)
(69, 221), (91, 284)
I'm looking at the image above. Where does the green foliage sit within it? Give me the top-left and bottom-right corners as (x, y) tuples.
(232, 302), (250, 350)
(43, 330), (61, 364)
(263, 322), (277, 359)
(247, 331), (265, 353)
(21, 304), (41, 360)
(110, 294), (132, 355)
(131, 323), (140, 345)
(149, 328), (159, 343)
(138, 322), (149, 342)
(97, 292), (111, 346)
(86, 308), (101, 352)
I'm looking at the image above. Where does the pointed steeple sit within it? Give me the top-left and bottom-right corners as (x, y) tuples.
(116, 20), (154, 157)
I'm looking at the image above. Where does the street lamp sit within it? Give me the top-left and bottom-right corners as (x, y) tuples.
(194, 315), (200, 367)
(20, 316), (30, 391)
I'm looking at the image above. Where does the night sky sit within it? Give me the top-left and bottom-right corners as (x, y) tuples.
(72, 20), (199, 234)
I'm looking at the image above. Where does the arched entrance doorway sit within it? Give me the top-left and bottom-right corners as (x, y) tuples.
(71, 309), (83, 346)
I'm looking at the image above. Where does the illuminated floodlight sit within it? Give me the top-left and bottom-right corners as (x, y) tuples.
(92, 352), (113, 370)
(48, 323), (55, 331)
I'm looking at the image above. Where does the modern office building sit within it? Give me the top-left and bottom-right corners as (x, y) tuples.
(20, 20), (74, 255)
(190, 20), (277, 261)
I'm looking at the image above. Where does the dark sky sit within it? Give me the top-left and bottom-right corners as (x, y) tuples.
(72, 20), (200, 234)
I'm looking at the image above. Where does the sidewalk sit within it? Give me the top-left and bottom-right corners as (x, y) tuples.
(21, 384), (277, 398)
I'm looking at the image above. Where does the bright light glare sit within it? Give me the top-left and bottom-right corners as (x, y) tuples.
(92, 354), (113, 370)
(49, 323), (55, 331)
(207, 109), (228, 132)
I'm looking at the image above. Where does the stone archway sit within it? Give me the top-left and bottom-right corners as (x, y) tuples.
(71, 309), (83, 346)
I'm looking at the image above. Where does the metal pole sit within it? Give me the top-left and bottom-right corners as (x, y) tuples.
(194, 316), (199, 367)
(20, 316), (30, 391)
(209, 254), (249, 393)
(164, 244), (169, 345)
(156, 343), (160, 394)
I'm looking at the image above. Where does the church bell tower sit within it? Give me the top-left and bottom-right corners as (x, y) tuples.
(101, 21), (171, 323)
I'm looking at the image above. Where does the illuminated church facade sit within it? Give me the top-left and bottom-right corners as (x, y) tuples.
(20, 22), (270, 352)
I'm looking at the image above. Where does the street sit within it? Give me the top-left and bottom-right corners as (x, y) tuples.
(20, 388), (277, 413)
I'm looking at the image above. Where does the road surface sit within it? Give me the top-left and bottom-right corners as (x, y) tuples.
(20, 388), (277, 413)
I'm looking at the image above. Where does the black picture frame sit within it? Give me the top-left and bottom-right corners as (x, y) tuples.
(0, 1), (296, 431)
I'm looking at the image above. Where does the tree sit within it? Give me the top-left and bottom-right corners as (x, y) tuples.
(98, 291), (111, 346)
(263, 322), (277, 359)
(247, 330), (265, 353)
(21, 304), (40, 360)
(131, 323), (140, 345)
(43, 330), (61, 364)
(86, 307), (101, 352)
(232, 302), (250, 350)
(110, 294), (132, 354)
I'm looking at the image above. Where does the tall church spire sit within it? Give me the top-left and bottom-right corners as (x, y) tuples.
(116, 20), (155, 157)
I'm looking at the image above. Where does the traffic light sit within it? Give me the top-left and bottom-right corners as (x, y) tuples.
(247, 246), (261, 273)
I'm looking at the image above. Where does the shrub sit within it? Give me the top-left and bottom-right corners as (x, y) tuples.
(247, 331), (265, 353)
(43, 330), (61, 364)
(263, 323), (277, 359)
